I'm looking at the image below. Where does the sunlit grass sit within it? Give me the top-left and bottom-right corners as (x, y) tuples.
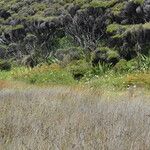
(0, 87), (149, 149)
(0, 63), (149, 90)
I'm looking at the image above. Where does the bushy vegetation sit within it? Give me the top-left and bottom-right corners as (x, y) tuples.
(0, 2), (150, 150)
(0, 0), (150, 89)
(0, 60), (11, 71)
(0, 54), (149, 90)
(0, 0), (149, 64)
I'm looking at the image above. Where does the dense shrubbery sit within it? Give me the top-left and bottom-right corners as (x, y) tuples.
(0, 0), (149, 66)
(0, 0), (150, 89)
(66, 59), (91, 80)
(0, 60), (11, 71)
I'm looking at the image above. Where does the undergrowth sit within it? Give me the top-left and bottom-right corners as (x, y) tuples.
(0, 60), (149, 90)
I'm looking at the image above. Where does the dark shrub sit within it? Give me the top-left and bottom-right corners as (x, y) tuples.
(0, 45), (7, 59)
(66, 59), (91, 80)
(0, 60), (11, 71)
(92, 47), (119, 66)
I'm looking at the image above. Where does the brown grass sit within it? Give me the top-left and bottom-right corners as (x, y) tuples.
(125, 72), (150, 88)
(0, 80), (35, 90)
(0, 80), (11, 89)
(0, 86), (150, 150)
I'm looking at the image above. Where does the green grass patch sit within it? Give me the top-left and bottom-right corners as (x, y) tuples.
(0, 60), (149, 90)
(11, 64), (76, 85)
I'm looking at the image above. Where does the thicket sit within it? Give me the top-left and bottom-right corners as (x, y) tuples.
(0, 0), (150, 87)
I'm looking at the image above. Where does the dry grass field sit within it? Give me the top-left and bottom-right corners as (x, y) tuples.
(0, 84), (150, 150)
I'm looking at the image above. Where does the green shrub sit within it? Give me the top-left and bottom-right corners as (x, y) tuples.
(0, 44), (7, 59)
(66, 59), (91, 80)
(92, 46), (119, 66)
(114, 59), (135, 72)
(111, 2), (126, 15)
(89, 0), (117, 8)
(114, 55), (150, 73)
(0, 60), (11, 71)
(92, 63), (111, 76)
(57, 36), (74, 49)
(56, 47), (84, 67)
(133, 0), (144, 4)
(136, 54), (150, 71)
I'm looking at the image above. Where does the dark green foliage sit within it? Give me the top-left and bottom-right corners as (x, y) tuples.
(0, 45), (7, 59)
(92, 47), (119, 66)
(114, 59), (133, 72)
(0, 0), (150, 70)
(114, 54), (150, 72)
(66, 59), (91, 80)
(0, 60), (11, 71)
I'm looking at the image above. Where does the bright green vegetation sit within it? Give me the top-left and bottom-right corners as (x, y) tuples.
(88, 0), (117, 8)
(108, 23), (150, 33)
(0, 54), (150, 90)
(107, 23), (150, 39)
(133, 0), (144, 4)
(0, 65), (75, 85)
(111, 2), (126, 15)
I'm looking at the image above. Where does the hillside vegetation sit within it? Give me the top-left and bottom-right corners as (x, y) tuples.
(0, 0), (150, 88)
(1, 1), (150, 149)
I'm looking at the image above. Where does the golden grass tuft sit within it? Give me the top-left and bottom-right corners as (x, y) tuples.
(0, 80), (11, 89)
(125, 72), (150, 88)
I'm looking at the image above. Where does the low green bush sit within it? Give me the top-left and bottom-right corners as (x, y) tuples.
(136, 54), (150, 71)
(66, 59), (91, 80)
(92, 63), (111, 76)
(0, 60), (11, 71)
(113, 58), (147, 73)
(114, 59), (132, 72)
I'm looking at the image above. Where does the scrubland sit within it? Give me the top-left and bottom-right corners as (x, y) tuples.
(0, 0), (150, 149)
(0, 85), (150, 150)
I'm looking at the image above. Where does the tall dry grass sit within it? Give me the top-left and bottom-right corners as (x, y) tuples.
(0, 86), (150, 150)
